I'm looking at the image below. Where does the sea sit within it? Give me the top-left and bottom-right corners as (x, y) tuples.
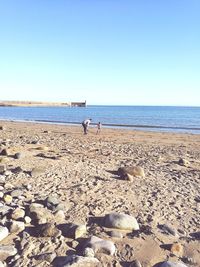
(0, 105), (200, 134)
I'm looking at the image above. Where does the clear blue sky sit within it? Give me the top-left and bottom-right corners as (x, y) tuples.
(0, 1), (199, 105)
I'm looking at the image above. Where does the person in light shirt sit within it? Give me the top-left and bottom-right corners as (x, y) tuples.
(81, 118), (92, 134)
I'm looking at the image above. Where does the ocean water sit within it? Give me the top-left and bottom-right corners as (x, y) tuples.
(0, 105), (200, 134)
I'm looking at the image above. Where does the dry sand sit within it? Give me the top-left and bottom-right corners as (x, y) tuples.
(0, 121), (199, 267)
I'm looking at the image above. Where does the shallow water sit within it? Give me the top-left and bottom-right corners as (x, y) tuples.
(0, 105), (200, 134)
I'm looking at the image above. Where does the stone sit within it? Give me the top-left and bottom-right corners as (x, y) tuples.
(83, 247), (95, 258)
(37, 146), (49, 151)
(0, 245), (17, 261)
(0, 261), (5, 267)
(10, 221), (25, 233)
(14, 153), (24, 159)
(38, 223), (60, 237)
(0, 157), (10, 163)
(24, 216), (32, 224)
(29, 205), (53, 224)
(109, 231), (123, 238)
(31, 167), (45, 177)
(55, 202), (66, 211)
(11, 189), (24, 198)
(0, 205), (12, 216)
(170, 243), (184, 257)
(0, 158), (9, 164)
(29, 203), (44, 209)
(0, 192), (3, 198)
(190, 231), (200, 240)
(3, 194), (12, 204)
(104, 212), (139, 231)
(85, 236), (116, 255)
(74, 224), (87, 239)
(118, 166), (145, 180)
(25, 184), (32, 190)
(129, 259), (142, 267)
(0, 175), (5, 184)
(159, 224), (178, 236)
(0, 149), (8, 156)
(178, 158), (190, 167)
(54, 210), (65, 223)
(11, 167), (23, 174)
(55, 255), (99, 266)
(4, 183), (14, 190)
(160, 261), (188, 267)
(35, 252), (56, 263)
(45, 195), (60, 211)
(0, 166), (6, 175)
(11, 208), (25, 220)
(71, 240), (79, 249)
(0, 227), (9, 242)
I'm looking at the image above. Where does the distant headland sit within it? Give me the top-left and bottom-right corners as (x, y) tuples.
(0, 100), (86, 107)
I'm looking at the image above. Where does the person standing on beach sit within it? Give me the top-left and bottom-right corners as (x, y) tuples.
(96, 122), (102, 134)
(82, 118), (92, 134)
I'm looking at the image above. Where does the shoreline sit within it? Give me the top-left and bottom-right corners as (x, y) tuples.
(0, 118), (200, 135)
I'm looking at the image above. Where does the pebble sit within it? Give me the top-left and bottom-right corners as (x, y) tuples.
(54, 210), (65, 223)
(3, 194), (12, 204)
(24, 216), (32, 224)
(118, 166), (145, 180)
(11, 167), (23, 174)
(38, 223), (61, 237)
(31, 167), (45, 177)
(74, 224), (87, 239)
(0, 245), (17, 261)
(35, 252), (56, 263)
(29, 205), (53, 224)
(4, 183), (14, 190)
(0, 192), (4, 198)
(55, 255), (99, 266)
(10, 221), (25, 233)
(109, 230), (123, 238)
(178, 158), (190, 167)
(0, 184), (5, 190)
(160, 261), (188, 267)
(191, 231), (200, 240)
(170, 243), (183, 257)
(14, 152), (24, 159)
(83, 247), (95, 258)
(0, 166), (6, 175)
(159, 224), (178, 236)
(11, 208), (25, 220)
(37, 146), (49, 151)
(104, 212), (140, 231)
(0, 149), (8, 156)
(84, 235), (116, 255)
(0, 205), (12, 216)
(129, 259), (142, 267)
(10, 189), (24, 198)
(46, 195), (60, 211)
(0, 227), (9, 242)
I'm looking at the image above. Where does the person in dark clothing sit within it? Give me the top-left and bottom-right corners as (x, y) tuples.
(82, 118), (92, 134)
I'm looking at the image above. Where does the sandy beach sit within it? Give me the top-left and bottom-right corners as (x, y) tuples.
(0, 121), (199, 267)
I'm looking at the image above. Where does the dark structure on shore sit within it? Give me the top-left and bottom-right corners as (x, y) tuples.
(70, 101), (86, 107)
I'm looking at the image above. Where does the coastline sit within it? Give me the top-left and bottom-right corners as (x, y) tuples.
(0, 120), (199, 266)
(0, 118), (200, 135)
